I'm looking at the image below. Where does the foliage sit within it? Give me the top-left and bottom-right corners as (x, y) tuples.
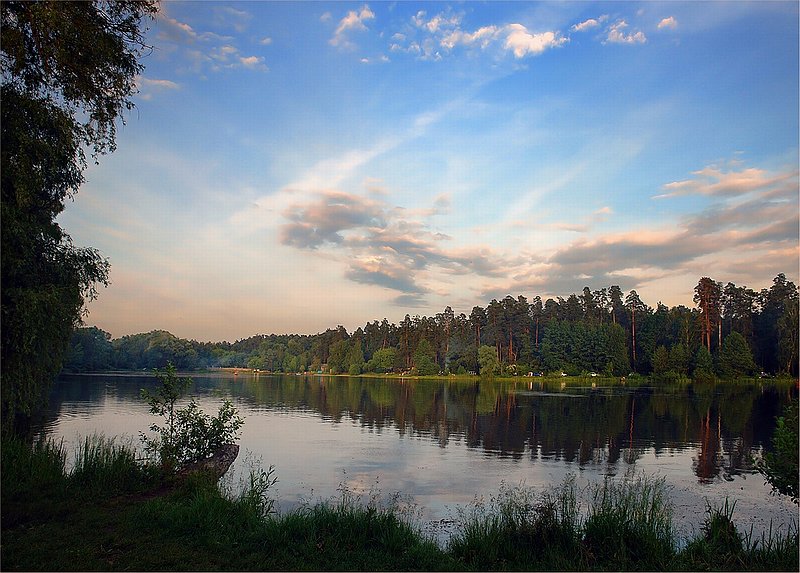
(693, 345), (716, 381)
(70, 434), (159, 496)
(140, 364), (244, 472)
(0, 0), (156, 434)
(583, 474), (675, 569)
(2, 446), (798, 571)
(652, 345), (670, 375)
(367, 347), (397, 373)
(758, 400), (799, 504)
(413, 338), (439, 375)
(477, 345), (500, 377)
(717, 331), (756, 377)
(62, 273), (798, 383)
(238, 465), (278, 518)
(63, 326), (114, 372)
(449, 477), (582, 569)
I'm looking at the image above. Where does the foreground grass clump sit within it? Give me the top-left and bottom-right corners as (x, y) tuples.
(2, 436), (798, 571)
(448, 474), (676, 570)
(448, 476), (582, 569)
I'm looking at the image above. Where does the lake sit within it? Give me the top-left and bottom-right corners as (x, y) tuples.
(38, 372), (797, 544)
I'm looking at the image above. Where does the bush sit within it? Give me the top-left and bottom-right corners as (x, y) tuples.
(140, 363), (244, 472)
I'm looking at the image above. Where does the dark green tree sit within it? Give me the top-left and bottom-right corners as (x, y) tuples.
(606, 323), (630, 375)
(652, 345), (669, 375)
(347, 339), (365, 375)
(693, 345), (715, 381)
(668, 343), (689, 376)
(1, 0), (157, 433)
(413, 338), (438, 376)
(717, 332), (756, 378)
(63, 326), (113, 372)
(477, 345), (500, 377)
(366, 347), (397, 373)
(777, 297), (799, 375)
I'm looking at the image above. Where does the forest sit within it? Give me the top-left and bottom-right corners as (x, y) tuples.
(65, 273), (799, 379)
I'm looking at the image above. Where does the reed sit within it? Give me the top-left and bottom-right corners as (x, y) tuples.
(2, 437), (798, 571)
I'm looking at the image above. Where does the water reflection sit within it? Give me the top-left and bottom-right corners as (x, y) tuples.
(43, 373), (794, 484)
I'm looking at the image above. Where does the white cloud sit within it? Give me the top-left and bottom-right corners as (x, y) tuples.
(136, 76), (180, 100)
(503, 24), (568, 58)
(240, 55), (268, 71)
(330, 5), (375, 49)
(657, 16), (678, 30)
(413, 11), (461, 33)
(395, 11), (566, 60)
(441, 26), (500, 50)
(571, 16), (608, 33)
(605, 20), (647, 44)
(260, 37), (273, 45)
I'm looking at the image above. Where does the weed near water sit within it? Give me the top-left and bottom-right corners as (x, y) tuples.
(582, 474), (675, 569)
(2, 435), (798, 571)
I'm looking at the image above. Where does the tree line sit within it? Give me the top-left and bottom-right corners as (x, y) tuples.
(66, 274), (799, 379)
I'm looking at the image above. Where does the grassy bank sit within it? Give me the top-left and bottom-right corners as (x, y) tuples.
(2, 436), (797, 571)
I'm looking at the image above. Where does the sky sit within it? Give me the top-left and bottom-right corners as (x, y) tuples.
(59, 1), (799, 342)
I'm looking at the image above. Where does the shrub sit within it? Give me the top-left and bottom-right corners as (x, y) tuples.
(140, 363), (244, 472)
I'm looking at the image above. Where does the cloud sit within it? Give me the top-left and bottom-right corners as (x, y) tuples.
(657, 17), (678, 30)
(346, 259), (428, 294)
(571, 16), (608, 33)
(280, 191), (387, 249)
(479, 159), (797, 303)
(155, 12), (266, 73)
(260, 37), (273, 45)
(440, 26), (500, 50)
(521, 162), (798, 297)
(213, 6), (252, 32)
(413, 10), (461, 34)
(330, 5), (375, 49)
(136, 76), (180, 100)
(158, 15), (231, 44)
(239, 55), (267, 70)
(206, 44), (268, 72)
(604, 20), (647, 44)
(551, 206), (613, 234)
(594, 206), (613, 216)
(654, 163), (798, 198)
(504, 24), (568, 58)
(275, 186), (530, 304)
(395, 10), (566, 60)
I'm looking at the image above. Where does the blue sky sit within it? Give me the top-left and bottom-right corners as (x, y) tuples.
(60, 1), (799, 341)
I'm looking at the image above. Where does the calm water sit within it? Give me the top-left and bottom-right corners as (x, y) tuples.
(40, 372), (798, 543)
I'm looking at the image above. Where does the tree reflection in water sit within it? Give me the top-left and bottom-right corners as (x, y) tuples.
(44, 373), (795, 484)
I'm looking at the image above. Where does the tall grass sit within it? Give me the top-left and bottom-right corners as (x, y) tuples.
(1, 435), (67, 500)
(583, 474), (675, 569)
(449, 476), (583, 569)
(71, 434), (160, 496)
(678, 500), (800, 571)
(3, 436), (798, 571)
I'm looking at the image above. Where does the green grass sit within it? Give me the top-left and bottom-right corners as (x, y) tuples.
(2, 436), (797, 571)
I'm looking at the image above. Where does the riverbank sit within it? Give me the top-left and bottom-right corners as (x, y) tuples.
(2, 436), (797, 571)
